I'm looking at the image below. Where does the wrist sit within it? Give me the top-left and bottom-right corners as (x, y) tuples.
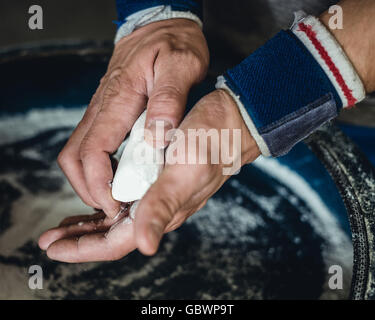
(114, 5), (203, 44)
(215, 89), (261, 165)
(216, 11), (367, 158)
(114, 17), (203, 47)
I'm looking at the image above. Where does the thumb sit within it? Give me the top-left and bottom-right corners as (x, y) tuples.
(134, 165), (194, 255)
(145, 60), (196, 148)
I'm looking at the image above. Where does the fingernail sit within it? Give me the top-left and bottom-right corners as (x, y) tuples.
(112, 210), (122, 221)
(145, 119), (173, 149)
(112, 203), (127, 220)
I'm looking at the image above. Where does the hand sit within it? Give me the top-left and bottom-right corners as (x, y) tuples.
(57, 18), (209, 218)
(39, 90), (260, 262)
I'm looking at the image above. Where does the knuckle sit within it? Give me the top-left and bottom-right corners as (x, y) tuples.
(159, 33), (178, 49)
(107, 67), (123, 80)
(150, 85), (182, 106)
(102, 68), (137, 101)
(101, 70), (145, 111)
(57, 149), (70, 169)
(171, 48), (196, 64)
(103, 71), (122, 101)
(171, 48), (207, 76)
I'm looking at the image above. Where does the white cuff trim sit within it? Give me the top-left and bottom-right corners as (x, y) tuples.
(216, 76), (271, 157)
(114, 5), (203, 44)
(291, 12), (365, 108)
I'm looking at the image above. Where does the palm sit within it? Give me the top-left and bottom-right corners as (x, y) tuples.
(39, 210), (137, 262)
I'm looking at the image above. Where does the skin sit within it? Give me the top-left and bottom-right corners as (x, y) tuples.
(56, 18), (209, 218)
(39, 90), (259, 261)
(39, 0), (375, 262)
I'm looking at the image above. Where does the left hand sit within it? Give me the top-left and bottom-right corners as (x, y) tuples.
(38, 90), (260, 262)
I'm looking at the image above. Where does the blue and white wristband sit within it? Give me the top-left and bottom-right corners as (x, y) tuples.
(216, 12), (366, 157)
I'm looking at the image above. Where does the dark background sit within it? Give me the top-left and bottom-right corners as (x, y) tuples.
(0, 0), (117, 48)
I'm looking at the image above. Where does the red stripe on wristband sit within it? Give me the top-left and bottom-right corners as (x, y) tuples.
(298, 22), (357, 107)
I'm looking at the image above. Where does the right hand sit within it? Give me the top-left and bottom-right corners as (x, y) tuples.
(57, 18), (209, 218)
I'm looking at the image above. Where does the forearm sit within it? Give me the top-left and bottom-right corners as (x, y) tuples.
(321, 0), (375, 93)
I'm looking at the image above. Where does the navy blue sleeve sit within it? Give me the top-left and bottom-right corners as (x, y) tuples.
(116, 0), (203, 26)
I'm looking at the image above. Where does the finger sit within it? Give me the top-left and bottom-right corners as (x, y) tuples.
(39, 205), (131, 250)
(58, 211), (106, 227)
(39, 214), (113, 251)
(144, 51), (202, 147)
(136, 96), (230, 255)
(46, 219), (136, 263)
(80, 73), (147, 218)
(58, 90), (105, 208)
(58, 153), (99, 208)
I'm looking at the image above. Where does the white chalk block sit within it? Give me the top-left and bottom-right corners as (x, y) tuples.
(111, 110), (164, 203)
